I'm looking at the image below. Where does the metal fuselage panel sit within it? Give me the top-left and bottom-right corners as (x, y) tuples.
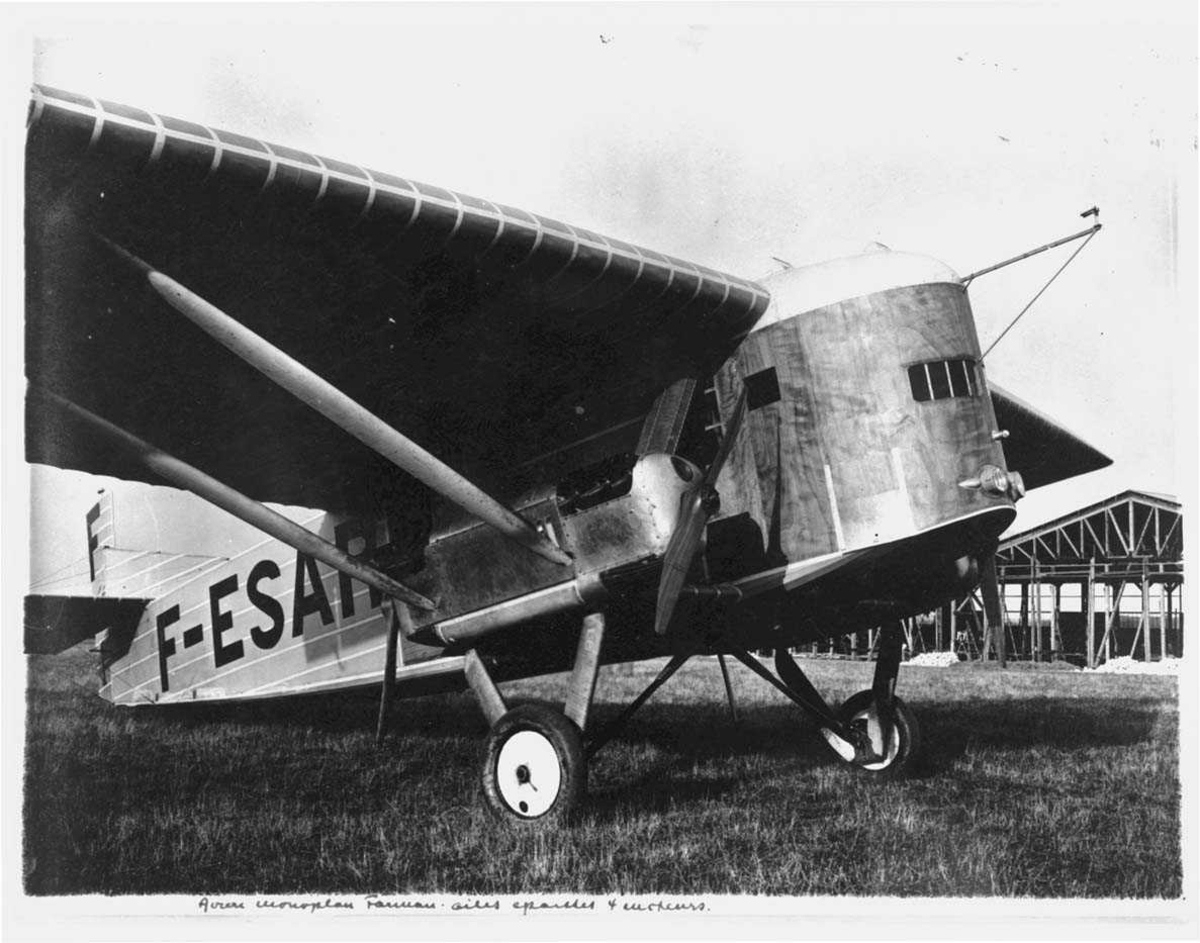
(95, 511), (452, 705)
(97, 463), (685, 705)
(711, 270), (1015, 593)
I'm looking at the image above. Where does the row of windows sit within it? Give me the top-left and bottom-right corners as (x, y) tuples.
(908, 358), (978, 403)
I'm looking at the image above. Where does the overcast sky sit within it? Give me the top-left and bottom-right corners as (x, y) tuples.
(11, 2), (1196, 589)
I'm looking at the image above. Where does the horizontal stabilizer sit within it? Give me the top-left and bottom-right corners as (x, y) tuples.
(24, 594), (148, 655)
(990, 384), (1112, 490)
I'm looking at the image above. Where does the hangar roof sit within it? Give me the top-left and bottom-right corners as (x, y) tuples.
(997, 489), (1183, 583)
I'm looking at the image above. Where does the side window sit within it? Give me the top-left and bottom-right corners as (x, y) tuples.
(908, 358), (977, 403)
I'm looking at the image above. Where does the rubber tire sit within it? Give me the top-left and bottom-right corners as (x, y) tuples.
(835, 690), (920, 779)
(480, 704), (586, 828)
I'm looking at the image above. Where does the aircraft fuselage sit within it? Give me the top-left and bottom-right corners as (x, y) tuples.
(93, 246), (1019, 705)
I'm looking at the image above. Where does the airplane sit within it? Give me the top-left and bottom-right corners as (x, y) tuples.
(23, 84), (1111, 826)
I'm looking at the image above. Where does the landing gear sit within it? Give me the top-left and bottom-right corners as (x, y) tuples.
(821, 691), (920, 776)
(469, 612), (607, 828)
(819, 620), (920, 775)
(480, 705), (585, 825)
(467, 611), (922, 826)
(723, 622), (921, 775)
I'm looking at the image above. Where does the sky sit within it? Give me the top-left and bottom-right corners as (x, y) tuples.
(7, 1), (1196, 591)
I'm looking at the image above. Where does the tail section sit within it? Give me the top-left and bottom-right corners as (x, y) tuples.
(86, 489), (226, 599)
(24, 594), (147, 655)
(25, 490), (224, 658)
(85, 489), (114, 590)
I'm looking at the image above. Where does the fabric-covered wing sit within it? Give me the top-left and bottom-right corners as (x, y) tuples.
(25, 86), (770, 513)
(990, 383), (1111, 489)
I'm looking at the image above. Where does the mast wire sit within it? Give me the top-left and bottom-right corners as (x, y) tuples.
(980, 227), (1100, 361)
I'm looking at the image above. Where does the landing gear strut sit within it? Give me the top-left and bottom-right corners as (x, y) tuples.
(725, 622), (920, 774)
(472, 612), (607, 827)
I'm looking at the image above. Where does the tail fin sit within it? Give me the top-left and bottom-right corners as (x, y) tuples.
(25, 490), (223, 656)
(85, 489), (224, 599)
(85, 489), (115, 591)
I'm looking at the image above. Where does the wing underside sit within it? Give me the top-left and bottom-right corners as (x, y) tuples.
(990, 383), (1111, 489)
(25, 86), (770, 513)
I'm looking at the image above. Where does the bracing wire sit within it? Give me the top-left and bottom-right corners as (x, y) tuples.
(980, 228), (1099, 361)
(29, 554), (93, 589)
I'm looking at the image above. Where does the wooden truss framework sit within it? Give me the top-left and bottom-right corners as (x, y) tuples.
(801, 491), (1183, 667)
(984, 490), (1183, 667)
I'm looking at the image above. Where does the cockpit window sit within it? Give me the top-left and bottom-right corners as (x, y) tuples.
(908, 358), (977, 403)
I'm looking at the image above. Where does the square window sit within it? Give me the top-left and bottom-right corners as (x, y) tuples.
(745, 367), (782, 410)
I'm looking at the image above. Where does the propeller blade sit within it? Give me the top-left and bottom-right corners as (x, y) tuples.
(654, 489), (713, 635)
(654, 385), (749, 636)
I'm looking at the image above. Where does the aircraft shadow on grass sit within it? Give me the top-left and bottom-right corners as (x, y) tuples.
(909, 697), (1169, 771)
(145, 688), (1169, 769)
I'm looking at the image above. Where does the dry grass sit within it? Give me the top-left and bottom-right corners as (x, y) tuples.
(24, 646), (1180, 897)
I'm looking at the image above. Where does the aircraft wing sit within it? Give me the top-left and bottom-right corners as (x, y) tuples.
(25, 86), (770, 513)
(989, 383), (1112, 489)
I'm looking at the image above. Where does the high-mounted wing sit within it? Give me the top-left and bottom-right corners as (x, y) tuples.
(25, 86), (770, 514)
(990, 383), (1111, 489)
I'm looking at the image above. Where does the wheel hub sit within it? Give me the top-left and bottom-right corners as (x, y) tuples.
(845, 707), (901, 770)
(495, 730), (562, 817)
(820, 704), (901, 768)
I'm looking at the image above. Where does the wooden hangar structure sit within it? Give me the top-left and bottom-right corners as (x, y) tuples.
(848, 490), (1183, 666)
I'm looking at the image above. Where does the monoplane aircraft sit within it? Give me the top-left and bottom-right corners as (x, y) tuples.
(24, 85), (1109, 825)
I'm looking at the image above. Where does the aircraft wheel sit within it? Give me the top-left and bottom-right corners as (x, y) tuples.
(481, 704), (586, 827)
(820, 691), (920, 777)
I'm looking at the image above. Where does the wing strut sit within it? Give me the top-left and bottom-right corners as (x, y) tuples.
(97, 238), (572, 569)
(29, 384), (436, 612)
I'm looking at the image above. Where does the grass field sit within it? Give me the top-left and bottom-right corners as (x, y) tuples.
(24, 646), (1181, 897)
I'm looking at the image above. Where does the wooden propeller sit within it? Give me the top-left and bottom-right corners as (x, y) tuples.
(654, 386), (749, 636)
